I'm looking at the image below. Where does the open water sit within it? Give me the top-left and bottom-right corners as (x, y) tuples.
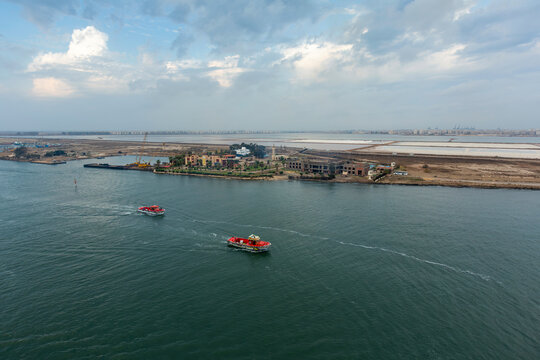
(1, 157), (539, 359)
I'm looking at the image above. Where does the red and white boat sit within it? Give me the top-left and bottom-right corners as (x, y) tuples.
(227, 234), (271, 252)
(138, 205), (165, 216)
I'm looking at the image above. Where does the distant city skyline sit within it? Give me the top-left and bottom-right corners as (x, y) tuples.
(2, 128), (539, 136)
(1, 0), (540, 131)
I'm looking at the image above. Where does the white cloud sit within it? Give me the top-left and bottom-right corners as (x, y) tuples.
(32, 77), (74, 97)
(208, 55), (240, 69)
(207, 68), (246, 88)
(165, 59), (203, 73)
(396, 31), (427, 44)
(453, 4), (474, 21)
(419, 44), (470, 71)
(26, 26), (250, 94)
(67, 26), (108, 58)
(166, 55), (247, 87)
(28, 26), (108, 72)
(352, 44), (476, 83)
(206, 55), (247, 87)
(279, 42), (354, 82)
(275, 39), (476, 86)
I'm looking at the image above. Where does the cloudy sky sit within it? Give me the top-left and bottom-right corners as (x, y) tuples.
(0, 0), (539, 131)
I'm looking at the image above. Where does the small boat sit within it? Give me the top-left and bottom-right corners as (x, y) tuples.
(227, 234), (271, 252)
(138, 205), (165, 216)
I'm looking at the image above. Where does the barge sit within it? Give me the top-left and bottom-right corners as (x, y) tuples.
(84, 163), (154, 171)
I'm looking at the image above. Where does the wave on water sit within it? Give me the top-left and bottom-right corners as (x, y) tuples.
(57, 202), (136, 216)
(337, 241), (499, 283)
(190, 219), (328, 239)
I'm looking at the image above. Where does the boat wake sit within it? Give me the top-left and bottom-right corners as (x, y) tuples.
(187, 216), (497, 282)
(337, 241), (499, 283)
(57, 203), (136, 216)
(191, 219), (326, 239)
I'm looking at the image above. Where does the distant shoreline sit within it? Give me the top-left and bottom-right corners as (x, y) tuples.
(1, 137), (539, 190)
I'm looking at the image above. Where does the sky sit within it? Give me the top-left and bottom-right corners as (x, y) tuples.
(0, 0), (539, 131)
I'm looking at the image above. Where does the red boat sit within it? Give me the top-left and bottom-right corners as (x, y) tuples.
(227, 234), (271, 252)
(138, 205), (165, 216)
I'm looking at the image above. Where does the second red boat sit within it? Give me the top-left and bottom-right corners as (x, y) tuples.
(227, 234), (271, 252)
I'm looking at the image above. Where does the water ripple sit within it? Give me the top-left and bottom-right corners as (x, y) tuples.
(337, 241), (500, 283)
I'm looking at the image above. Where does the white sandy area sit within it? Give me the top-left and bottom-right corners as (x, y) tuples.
(290, 139), (375, 144)
(393, 142), (539, 149)
(368, 145), (540, 159)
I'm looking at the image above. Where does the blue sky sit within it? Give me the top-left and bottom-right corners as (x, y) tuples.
(0, 0), (539, 131)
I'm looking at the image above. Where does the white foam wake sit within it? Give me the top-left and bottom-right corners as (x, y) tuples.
(191, 219), (328, 239)
(337, 241), (499, 283)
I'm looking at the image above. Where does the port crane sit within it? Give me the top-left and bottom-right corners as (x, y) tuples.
(130, 132), (151, 168)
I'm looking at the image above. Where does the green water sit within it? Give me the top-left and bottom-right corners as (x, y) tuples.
(1, 157), (539, 359)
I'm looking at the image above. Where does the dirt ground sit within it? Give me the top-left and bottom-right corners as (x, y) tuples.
(381, 159), (540, 189)
(0, 137), (230, 163)
(296, 149), (540, 189)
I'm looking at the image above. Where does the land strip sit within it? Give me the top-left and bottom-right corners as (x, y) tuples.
(1, 137), (538, 190)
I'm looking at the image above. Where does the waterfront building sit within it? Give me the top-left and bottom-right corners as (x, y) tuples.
(235, 147), (251, 156)
(185, 154), (199, 166)
(286, 159), (303, 171)
(339, 161), (370, 176)
(286, 159), (370, 176)
(185, 154), (237, 168)
(286, 159), (335, 174)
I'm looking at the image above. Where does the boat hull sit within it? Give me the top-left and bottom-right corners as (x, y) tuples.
(137, 209), (165, 216)
(227, 237), (271, 252)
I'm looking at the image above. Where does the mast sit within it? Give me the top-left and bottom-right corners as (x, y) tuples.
(136, 132), (148, 165)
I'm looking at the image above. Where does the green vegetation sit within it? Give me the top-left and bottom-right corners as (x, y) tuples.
(14, 147), (27, 158)
(12, 147), (39, 160)
(244, 160), (268, 171)
(44, 150), (67, 157)
(169, 155), (185, 166)
(155, 168), (273, 178)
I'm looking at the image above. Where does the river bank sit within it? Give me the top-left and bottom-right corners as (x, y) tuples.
(1, 137), (539, 190)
